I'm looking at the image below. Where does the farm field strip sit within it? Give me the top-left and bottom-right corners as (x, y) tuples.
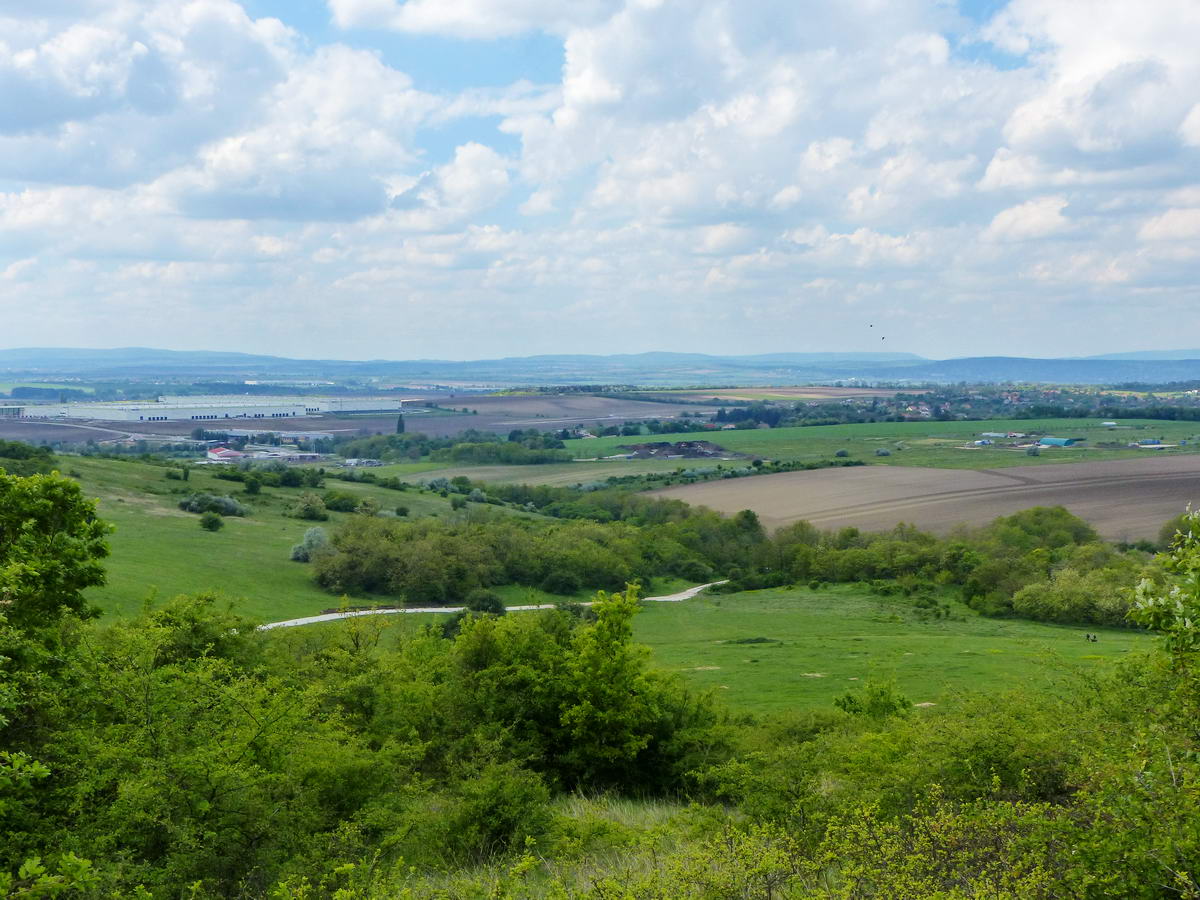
(651, 454), (1200, 540)
(566, 417), (1200, 471)
(383, 458), (736, 487)
(735, 463), (1200, 522)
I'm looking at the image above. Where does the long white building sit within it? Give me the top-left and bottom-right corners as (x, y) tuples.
(15, 396), (421, 422)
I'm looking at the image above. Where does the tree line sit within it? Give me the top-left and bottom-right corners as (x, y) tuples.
(304, 475), (1163, 628)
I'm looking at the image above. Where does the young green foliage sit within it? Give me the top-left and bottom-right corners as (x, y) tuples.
(0, 470), (110, 630)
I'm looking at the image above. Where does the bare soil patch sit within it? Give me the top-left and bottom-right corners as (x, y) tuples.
(0, 420), (129, 443)
(651, 455), (1200, 541)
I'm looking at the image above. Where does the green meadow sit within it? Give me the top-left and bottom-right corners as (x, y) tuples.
(566, 417), (1200, 469)
(630, 584), (1148, 713)
(373, 457), (738, 486)
(59, 445), (1157, 715)
(69, 456), (467, 620)
(296, 582), (1150, 715)
(69, 456), (674, 622)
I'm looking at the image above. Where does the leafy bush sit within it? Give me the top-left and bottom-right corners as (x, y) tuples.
(541, 571), (582, 596)
(1159, 510), (1200, 549)
(289, 527), (330, 562)
(1011, 566), (1132, 626)
(322, 490), (358, 512)
(287, 492), (329, 521)
(198, 511), (224, 532)
(464, 588), (506, 616)
(834, 679), (912, 719)
(0, 440), (57, 476)
(675, 559), (715, 582)
(178, 493), (248, 517)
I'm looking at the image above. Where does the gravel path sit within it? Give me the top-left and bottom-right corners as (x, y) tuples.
(258, 581), (727, 631)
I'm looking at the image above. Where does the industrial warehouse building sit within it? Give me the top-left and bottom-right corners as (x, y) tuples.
(11, 395), (419, 422)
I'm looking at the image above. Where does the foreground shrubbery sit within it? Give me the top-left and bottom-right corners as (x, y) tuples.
(1, 586), (724, 896)
(8, 467), (1200, 898)
(11, 580), (1200, 897)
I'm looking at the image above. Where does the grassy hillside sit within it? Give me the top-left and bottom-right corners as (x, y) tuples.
(68, 456), (471, 619)
(567, 417), (1200, 469)
(68, 456), (685, 621)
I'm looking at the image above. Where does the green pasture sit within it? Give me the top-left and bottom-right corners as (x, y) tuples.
(67, 457), (484, 620)
(632, 584), (1150, 713)
(339, 461), (444, 478)
(66, 456), (677, 623)
(566, 417), (1200, 470)
(382, 457), (739, 487)
(291, 582), (1151, 714)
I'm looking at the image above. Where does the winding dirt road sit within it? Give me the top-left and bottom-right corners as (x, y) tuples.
(258, 581), (726, 631)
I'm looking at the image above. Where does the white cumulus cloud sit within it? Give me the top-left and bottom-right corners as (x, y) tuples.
(986, 196), (1070, 241)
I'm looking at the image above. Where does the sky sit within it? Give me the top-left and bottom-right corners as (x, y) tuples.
(1, 0), (1199, 362)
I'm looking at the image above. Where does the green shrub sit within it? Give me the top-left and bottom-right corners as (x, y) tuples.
(287, 492), (328, 521)
(675, 559), (715, 582)
(322, 490), (358, 512)
(834, 679), (911, 719)
(289, 527), (330, 562)
(178, 493), (248, 517)
(199, 511), (224, 532)
(541, 571), (582, 595)
(464, 588), (506, 616)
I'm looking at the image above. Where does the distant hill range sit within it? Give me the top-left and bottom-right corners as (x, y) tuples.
(3, 347), (1200, 387)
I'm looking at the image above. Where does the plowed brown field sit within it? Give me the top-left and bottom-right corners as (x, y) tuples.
(651, 455), (1200, 541)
